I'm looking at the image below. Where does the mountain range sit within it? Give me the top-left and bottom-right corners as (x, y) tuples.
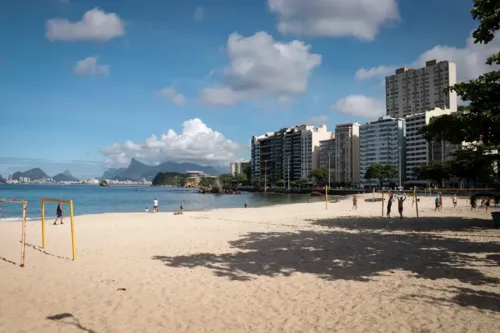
(11, 168), (78, 181)
(101, 159), (226, 181)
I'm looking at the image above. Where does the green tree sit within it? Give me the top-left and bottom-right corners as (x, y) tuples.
(413, 162), (451, 185)
(152, 172), (186, 186)
(447, 147), (495, 186)
(276, 179), (286, 187)
(199, 177), (216, 187)
(364, 164), (399, 187)
(310, 168), (329, 185)
(420, 0), (500, 161)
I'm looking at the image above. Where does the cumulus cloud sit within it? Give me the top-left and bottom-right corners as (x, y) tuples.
(159, 87), (187, 106)
(100, 118), (243, 167)
(332, 95), (385, 119)
(200, 31), (321, 106)
(355, 32), (500, 82)
(305, 115), (329, 124)
(268, 0), (399, 40)
(46, 8), (125, 42)
(74, 57), (109, 76)
(194, 6), (205, 21)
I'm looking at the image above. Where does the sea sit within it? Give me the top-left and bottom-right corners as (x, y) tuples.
(0, 184), (318, 221)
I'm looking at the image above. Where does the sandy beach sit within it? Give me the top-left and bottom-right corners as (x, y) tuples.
(1, 194), (499, 333)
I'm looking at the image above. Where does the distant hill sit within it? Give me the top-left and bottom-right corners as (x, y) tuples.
(101, 158), (224, 181)
(0, 174), (5, 183)
(12, 168), (49, 180)
(53, 170), (78, 182)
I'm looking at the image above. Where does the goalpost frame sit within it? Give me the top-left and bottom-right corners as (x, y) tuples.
(0, 198), (27, 267)
(41, 198), (76, 261)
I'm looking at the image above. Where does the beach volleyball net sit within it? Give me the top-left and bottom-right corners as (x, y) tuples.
(41, 198), (76, 261)
(0, 198), (27, 267)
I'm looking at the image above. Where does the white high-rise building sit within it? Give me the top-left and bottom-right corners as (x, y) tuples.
(386, 59), (458, 119)
(335, 123), (360, 185)
(319, 138), (336, 184)
(359, 116), (406, 186)
(405, 108), (461, 182)
(250, 124), (332, 185)
(229, 161), (248, 176)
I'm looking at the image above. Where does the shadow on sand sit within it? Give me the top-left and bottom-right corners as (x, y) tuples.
(22, 242), (71, 261)
(310, 216), (498, 232)
(0, 256), (16, 266)
(46, 313), (97, 333)
(153, 216), (500, 289)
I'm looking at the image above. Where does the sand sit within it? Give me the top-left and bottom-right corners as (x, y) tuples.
(1, 194), (500, 333)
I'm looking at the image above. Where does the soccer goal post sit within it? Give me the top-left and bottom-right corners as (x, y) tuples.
(41, 198), (76, 261)
(0, 198), (27, 267)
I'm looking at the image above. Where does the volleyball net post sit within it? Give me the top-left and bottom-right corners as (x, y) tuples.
(41, 198), (76, 261)
(0, 198), (27, 267)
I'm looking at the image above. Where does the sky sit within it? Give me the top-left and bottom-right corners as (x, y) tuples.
(0, 0), (498, 178)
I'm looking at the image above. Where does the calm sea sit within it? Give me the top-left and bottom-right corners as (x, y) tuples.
(0, 184), (317, 221)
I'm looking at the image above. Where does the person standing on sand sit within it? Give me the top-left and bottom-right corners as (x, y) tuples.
(387, 192), (393, 218)
(452, 194), (458, 208)
(439, 192), (443, 211)
(153, 198), (159, 213)
(398, 194), (406, 219)
(244, 200), (248, 208)
(180, 203), (184, 214)
(54, 202), (63, 225)
(352, 195), (358, 210)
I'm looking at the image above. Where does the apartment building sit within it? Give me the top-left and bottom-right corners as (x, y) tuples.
(359, 116), (406, 186)
(229, 161), (249, 176)
(405, 108), (460, 182)
(386, 59), (458, 119)
(335, 123), (360, 185)
(250, 125), (332, 185)
(319, 138), (336, 184)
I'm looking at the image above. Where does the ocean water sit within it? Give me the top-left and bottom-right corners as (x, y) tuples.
(0, 184), (317, 221)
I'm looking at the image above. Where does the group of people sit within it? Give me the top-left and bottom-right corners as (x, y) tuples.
(351, 192), (408, 219)
(144, 198), (184, 215)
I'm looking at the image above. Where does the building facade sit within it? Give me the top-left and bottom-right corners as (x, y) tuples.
(359, 116), (406, 186)
(405, 108), (459, 182)
(319, 138), (336, 184)
(250, 125), (332, 186)
(385, 59), (458, 119)
(229, 161), (248, 176)
(334, 123), (360, 185)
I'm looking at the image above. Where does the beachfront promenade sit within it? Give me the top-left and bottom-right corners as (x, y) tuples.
(1, 195), (499, 332)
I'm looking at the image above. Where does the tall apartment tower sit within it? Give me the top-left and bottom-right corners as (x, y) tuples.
(405, 108), (462, 182)
(334, 123), (360, 185)
(250, 125), (332, 185)
(385, 60), (458, 118)
(319, 138), (336, 183)
(359, 116), (406, 186)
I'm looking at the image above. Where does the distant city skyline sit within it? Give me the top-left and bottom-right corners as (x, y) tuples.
(0, 0), (492, 178)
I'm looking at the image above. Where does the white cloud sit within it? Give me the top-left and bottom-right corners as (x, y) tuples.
(46, 8), (125, 42)
(332, 95), (385, 119)
(268, 0), (399, 40)
(74, 57), (109, 76)
(355, 65), (396, 81)
(100, 118), (243, 167)
(194, 6), (205, 21)
(305, 115), (329, 124)
(200, 31), (321, 106)
(159, 87), (187, 106)
(355, 32), (500, 82)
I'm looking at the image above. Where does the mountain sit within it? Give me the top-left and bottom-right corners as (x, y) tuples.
(12, 168), (49, 180)
(101, 158), (224, 181)
(53, 170), (78, 182)
(0, 174), (5, 183)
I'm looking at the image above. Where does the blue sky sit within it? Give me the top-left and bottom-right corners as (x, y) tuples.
(0, 0), (492, 178)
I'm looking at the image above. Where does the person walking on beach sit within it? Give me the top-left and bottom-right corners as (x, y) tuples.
(387, 192), (393, 218)
(153, 198), (159, 213)
(54, 202), (63, 225)
(434, 196), (440, 212)
(180, 203), (184, 214)
(352, 195), (358, 210)
(452, 194), (458, 208)
(438, 192), (443, 211)
(398, 194), (406, 219)
(244, 200), (248, 208)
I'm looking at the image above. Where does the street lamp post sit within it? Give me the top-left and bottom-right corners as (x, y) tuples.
(264, 160), (267, 193)
(327, 151), (332, 190)
(287, 156), (290, 191)
(398, 146), (402, 188)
